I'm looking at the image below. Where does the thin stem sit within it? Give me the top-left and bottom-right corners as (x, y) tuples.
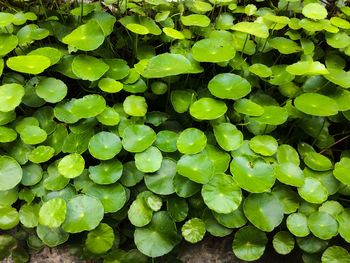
(79, 0), (84, 24)
(319, 134), (350, 154)
(241, 34), (249, 58)
(311, 118), (326, 146)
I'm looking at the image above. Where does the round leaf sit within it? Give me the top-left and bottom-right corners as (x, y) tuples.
(189, 98), (227, 120)
(86, 223), (114, 254)
(308, 212), (338, 240)
(35, 77), (67, 103)
(7, 55), (51, 74)
(62, 195), (104, 233)
(243, 193), (284, 232)
(72, 55), (109, 81)
(294, 93), (338, 116)
(0, 156), (22, 191)
(181, 218), (206, 243)
(176, 128), (207, 154)
(202, 173), (242, 214)
(57, 153), (85, 178)
(88, 131), (122, 160)
(208, 73), (251, 100)
(39, 198), (66, 228)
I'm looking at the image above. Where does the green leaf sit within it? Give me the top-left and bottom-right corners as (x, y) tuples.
(212, 205), (247, 228)
(202, 173), (242, 214)
(89, 160), (123, 185)
(337, 209), (350, 242)
(298, 177), (328, 204)
(233, 99), (264, 116)
(7, 55), (51, 74)
(57, 153), (85, 178)
(177, 152), (215, 184)
(140, 53), (194, 78)
(62, 195), (104, 233)
(121, 124), (156, 153)
(39, 198), (66, 228)
(0, 156), (22, 191)
(155, 130), (178, 153)
(272, 231), (294, 255)
(0, 83), (24, 112)
(0, 34), (18, 56)
(36, 225), (69, 247)
(334, 157), (350, 185)
(243, 193), (284, 232)
(308, 212), (338, 240)
(62, 20), (105, 51)
(72, 55), (109, 81)
(123, 95), (147, 117)
(302, 3), (328, 20)
(269, 37), (301, 54)
(88, 131), (122, 160)
(286, 213), (310, 237)
(71, 94), (106, 118)
(98, 78), (123, 93)
(294, 93), (338, 116)
(286, 61), (329, 75)
(230, 156), (275, 193)
(213, 123), (243, 151)
(176, 128), (207, 154)
(304, 152), (333, 171)
(0, 206), (19, 230)
(135, 146), (163, 173)
(249, 135), (278, 156)
(189, 98), (227, 120)
(86, 223), (114, 254)
(19, 203), (39, 228)
(232, 22), (269, 38)
(232, 225), (267, 261)
(249, 64), (272, 78)
(35, 77), (67, 103)
(84, 183), (126, 213)
(134, 211), (180, 257)
(192, 38), (236, 63)
(275, 163), (304, 187)
(322, 246), (350, 263)
(181, 14), (210, 27)
(181, 218), (206, 243)
(128, 195), (153, 227)
(208, 73), (251, 100)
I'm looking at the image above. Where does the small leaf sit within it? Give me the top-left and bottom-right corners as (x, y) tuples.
(181, 218), (206, 243)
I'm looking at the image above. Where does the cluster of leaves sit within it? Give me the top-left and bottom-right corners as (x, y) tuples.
(1, 0), (350, 262)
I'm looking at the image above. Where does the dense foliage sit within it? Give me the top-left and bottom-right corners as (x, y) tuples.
(1, 0), (350, 262)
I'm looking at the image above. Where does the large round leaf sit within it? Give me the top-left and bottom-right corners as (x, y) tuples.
(202, 173), (242, 214)
(123, 95), (147, 117)
(71, 95), (106, 118)
(144, 158), (176, 195)
(84, 183), (126, 213)
(72, 55), (109, 81)
(85, 223), (114, 254)
(243, 193), (284, 232)
(88, 131), (122, 160)
(177, 153), (214, 184)
(0, 156), (22, 191)
(35, 77), (67, 103)
(189, 98), (227, 120)
(192, 38), (236, 63)
(121, 124), (156, 153)
(322, 246), (350, 263)
(249, 135), (278, 156)
(7, 55), (51, 74)
(62, 20), (105, 51)
(234, 98), (264, 116)
(337, 209), (350, 242)
(57, 153), (85, 178)
(298, 177), (328, 204)
(334, 157), (350, 185)
(308, 212), (338, 240)
(294, 93), (338, 116)
(230, 156), (275, 193)
(272, 231), (295, 255)
(89, 160), (123, 185)
(208, 73), (251, 100)
(62, 195), (104, 233)
(275, 163), (304, 187)
(176, 128), (207, 154)
(140, 53), (194, 78)
(286, 213), (310, 237)
(134, 211), (180, 257)
(135, 146), (162, 173)
(0, 83), (25, 112)
(302, 3), (327, 20)
(39, 198), (66, 228)
(181, 218), (206, 244)
(213, 123), (243, 152)
(232, 226), (268, 261)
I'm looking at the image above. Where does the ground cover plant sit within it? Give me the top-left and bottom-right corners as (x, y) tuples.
(0, 0), (350, 262)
